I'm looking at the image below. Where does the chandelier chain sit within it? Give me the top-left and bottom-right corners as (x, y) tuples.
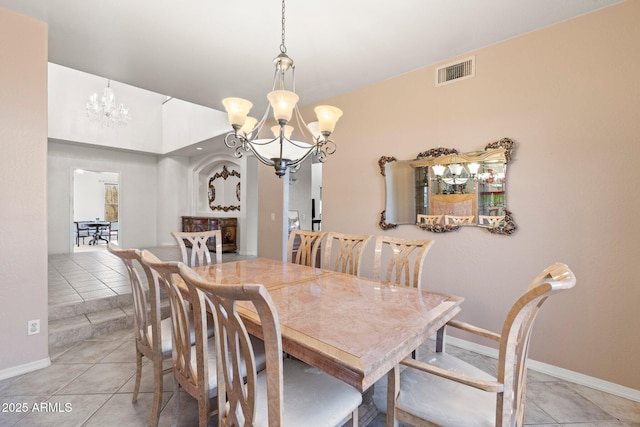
(280, 0), (286, 53)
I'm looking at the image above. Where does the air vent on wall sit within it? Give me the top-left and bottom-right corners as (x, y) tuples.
(436, 56), (475, 87)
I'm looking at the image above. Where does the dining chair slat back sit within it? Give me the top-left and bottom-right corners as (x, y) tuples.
(287, 230), (326, 268)
(373, 236), (435, 288)
(179, 264), (362, 427)
(107, 243), (170, 427)
(416, 214), (443, 226)
(444, 214), (475, 225)
(323, 232), (373, 276)
(172, 230), (222, 267)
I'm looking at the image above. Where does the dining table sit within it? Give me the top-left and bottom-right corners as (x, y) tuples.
(179, 257), (463, 394)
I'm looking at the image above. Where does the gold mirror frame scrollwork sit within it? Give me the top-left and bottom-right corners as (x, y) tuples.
(379, 210), (398, 230)
(208, 165), (241, 212)
(378, 156), (400, 230)
(417, 223), (461, 233)
(487, 209), (517, 235)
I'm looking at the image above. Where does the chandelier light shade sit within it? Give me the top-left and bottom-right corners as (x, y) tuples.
(222, 98), (253, 127)
(86, 80), (131, 127)
(432, 164), (446, 177)
(267, 90), (299, 122)
(239, 116), (258, 137)
(448, 163), (464, 176)
(315, 105), (343, 134)
(467, 162), (481, 175)
(222, 0), (343, 177)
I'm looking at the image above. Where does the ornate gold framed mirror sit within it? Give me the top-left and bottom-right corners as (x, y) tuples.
(379, 137), (517, 235)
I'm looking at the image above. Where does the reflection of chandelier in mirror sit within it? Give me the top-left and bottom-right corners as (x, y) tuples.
(431, 162), (482, 194)
(221, 0), (343, 178)
(86, 81), (131, 127)
(432, 162), (480, 186)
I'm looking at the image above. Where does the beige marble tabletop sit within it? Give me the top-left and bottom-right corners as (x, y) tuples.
(191, 258), (463, 391)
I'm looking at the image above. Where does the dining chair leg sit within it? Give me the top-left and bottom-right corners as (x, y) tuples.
(386, 365), (400, 427)
(198, 396), (209, 427)
(132, 350), (143, 403)
(436, 325), (446, 352)
(149, 358), (164, 426)
(172, 382), (180, 427)
(350, 408), (359, 426)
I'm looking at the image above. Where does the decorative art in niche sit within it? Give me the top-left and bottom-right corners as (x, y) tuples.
(379, 137), (517, 235)
(208, 165), (241, 212)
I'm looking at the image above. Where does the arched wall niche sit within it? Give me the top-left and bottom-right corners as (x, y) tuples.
(191, 153), (241, 215)
(188, 152), (259, 256)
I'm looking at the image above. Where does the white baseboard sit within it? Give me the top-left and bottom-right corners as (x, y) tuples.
(445, 336), (640, 402)
(0, 357), (51, 381)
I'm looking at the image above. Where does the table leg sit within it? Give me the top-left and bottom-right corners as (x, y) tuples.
(386, 365), (399, 427)
(97, 226), (109, 243)
(89, 228), (100, 245)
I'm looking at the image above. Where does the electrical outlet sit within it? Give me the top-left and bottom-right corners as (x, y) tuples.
(27, 319), (40, 335)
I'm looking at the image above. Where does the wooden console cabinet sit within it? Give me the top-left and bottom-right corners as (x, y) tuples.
(181, 216), (237, 253)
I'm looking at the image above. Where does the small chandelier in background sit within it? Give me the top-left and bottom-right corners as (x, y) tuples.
(86, 80), (131, 127)
(222, 0), (343, 177)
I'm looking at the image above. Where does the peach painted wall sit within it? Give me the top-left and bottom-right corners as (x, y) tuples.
(309, 1), (640, 389)
(0, 9), (49, 373)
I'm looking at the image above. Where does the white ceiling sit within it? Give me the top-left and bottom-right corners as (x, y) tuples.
(0, 0), (623, 114)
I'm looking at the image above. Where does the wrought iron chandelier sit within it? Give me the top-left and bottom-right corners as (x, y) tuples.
(86, 80), (131, 127)
(222, 0), (343, 177)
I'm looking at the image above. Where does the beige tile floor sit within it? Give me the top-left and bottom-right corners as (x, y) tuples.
(0, 246), (638, 426)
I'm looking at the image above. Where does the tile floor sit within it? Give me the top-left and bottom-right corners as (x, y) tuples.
(48, 243), (250, 307)
(0, 246), (638, 426)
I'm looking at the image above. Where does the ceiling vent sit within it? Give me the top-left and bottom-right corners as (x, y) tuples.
(436, 56), (475, 87)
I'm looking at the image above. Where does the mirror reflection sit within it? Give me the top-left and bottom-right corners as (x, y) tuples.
(379, 138), (516, 235)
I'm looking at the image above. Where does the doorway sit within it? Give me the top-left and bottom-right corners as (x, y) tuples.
(72, 169), (119, 252)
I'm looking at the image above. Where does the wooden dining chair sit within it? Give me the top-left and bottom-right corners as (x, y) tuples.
(372, 236), (435, 288)
(99, 222), (112, 243)
(74, 221), (91, 246)
(444, 214), (475, 226)
(386, 262), (577, 427)
(139, 250), (220, 427)
(323, 231), (373, 276)
(107, 243), (171, 427)
(141, 252), (267, 427)
(171, 230), (222, 267)
(179, 264), (363, 427)
(287, 230), (326, 268)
